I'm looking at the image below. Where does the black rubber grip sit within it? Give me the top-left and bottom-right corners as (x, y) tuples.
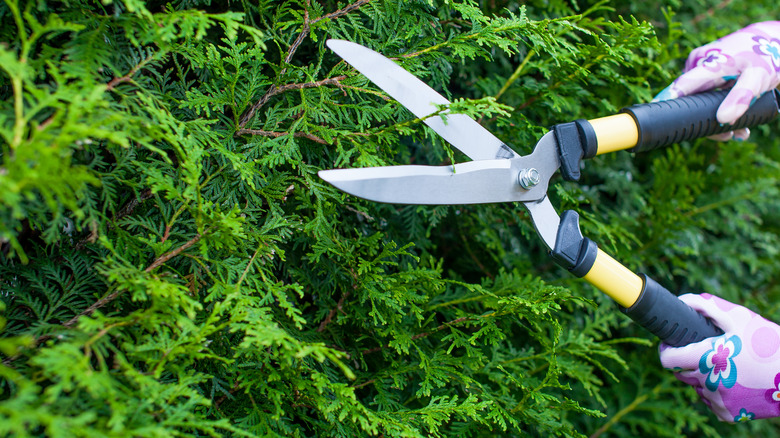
(620, 275), (723, 347)
(624, 89), (780, 153)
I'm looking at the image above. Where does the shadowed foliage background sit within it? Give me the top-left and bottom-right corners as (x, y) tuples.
(1, 0), (779, 436)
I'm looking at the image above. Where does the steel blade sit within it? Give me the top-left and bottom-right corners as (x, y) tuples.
(327, 39), (517, 161)
(320, 131), (560, 206)
(523, 197), (560, 251)
(319, 159), (548, 205)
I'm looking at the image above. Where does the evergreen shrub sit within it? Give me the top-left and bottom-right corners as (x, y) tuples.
(1, 0), (779, 436)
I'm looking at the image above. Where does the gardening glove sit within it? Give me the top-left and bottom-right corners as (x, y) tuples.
(654, 21), (780, 141)
(658, 293), (780, 422)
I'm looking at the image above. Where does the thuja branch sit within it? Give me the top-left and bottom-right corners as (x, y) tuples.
(6, 0), (28, 149)
(234, 76), (348, 143)
(509, 53), (608, 114)
(401, 15), (579, 59)
(494, 49), (535, 102)
(0, 232), (204, 366)
(73, 189), (154, 251)
(106, 53), (157, 91)
(144, 233), (202, 272)
(238, 0), (372, 127)
(589, 383), (665, 438)
(319, 264), (360, 333)
(691, 0), (733, 25)
(317, 291), (351, 332)
(236, 129), (328, 144)
(361, 316), (471, 355)
(63, 233), (203, 328)
(237, 76), (347, 129)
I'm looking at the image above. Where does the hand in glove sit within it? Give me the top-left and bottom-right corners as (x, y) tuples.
(659, 293), (780, 422)
(654, 21), (780, 140)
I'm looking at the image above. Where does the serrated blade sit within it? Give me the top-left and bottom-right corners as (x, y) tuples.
(327, 40), (517, 161)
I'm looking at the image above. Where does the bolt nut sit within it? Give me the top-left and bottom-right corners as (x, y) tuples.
(517, 168), (541, 189)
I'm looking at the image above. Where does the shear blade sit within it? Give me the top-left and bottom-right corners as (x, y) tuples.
(327, 39), (517, 161)
(319, 159), (547, 205)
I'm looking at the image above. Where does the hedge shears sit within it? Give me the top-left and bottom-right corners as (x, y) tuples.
(319, 40), (780, 347)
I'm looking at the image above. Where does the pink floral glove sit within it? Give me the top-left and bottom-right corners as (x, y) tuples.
(659, 293), (780, 422)
(654, 21), (780, 141)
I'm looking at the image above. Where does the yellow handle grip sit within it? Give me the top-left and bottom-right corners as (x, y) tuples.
(582, 248), (643, 308)
(551, 211), (721, 346)
(588, 114), (639, 155)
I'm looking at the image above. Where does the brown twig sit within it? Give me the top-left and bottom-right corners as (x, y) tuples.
(161, 224), (171, 243)
(286, 7), (312, 64)
(214, 379), (242, 409)
(238, 75), (347, 129)
(0, 232), (204, 366)
(277, 76), (347, 95)
(106, 54), (155, 91)
(36, 112), (57, 131)
(117, 189), (154, 220)
(589, 383), (664, 438)
(144, 233), (202, 273)
(319, 262), (365, 333)
(237, 0), (372, 128)
(317, 291), (351, 332)
(343, 205), (375, 221)
(62, 233), (202, 328)
(459, 223), (494, 280)
(73, 189), (153, 252)
(235, 128), (328, 144)
(319, 0), (372, 22)
(351, 378), (376, 390)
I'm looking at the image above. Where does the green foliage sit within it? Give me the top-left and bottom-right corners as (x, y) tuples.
(1, 0), (780, 436)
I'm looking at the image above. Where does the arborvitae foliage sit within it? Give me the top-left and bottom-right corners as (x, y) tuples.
(1, 0), (779, 436)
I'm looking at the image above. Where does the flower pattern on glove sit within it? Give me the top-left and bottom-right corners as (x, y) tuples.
(699, 335), (742, 391)
(734, 408), (755, 422)
(765, 373), (780, 402)
(695, 48), (734, 71)
(660, 293), (780, 422)
(654, 21), (780, 132)
(752, 36), (780, 71)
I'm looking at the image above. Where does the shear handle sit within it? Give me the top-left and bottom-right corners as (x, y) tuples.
(551, 210), (723, 347)
(555, 89), (780, 181)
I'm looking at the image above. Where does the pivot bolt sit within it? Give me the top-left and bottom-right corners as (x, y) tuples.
(517, 168), (540, 189)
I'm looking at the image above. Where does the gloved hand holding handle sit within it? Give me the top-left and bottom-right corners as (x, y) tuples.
(659, 294), (780, 422)
(653, 21), (780, 423)
(654, 21), (780, 140)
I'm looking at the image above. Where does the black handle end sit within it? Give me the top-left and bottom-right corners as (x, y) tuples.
(551, 210), (598, 277)
(624, 89), (780, 153)
(620, 275), (724, 347)
(553, 120), (598, 181)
